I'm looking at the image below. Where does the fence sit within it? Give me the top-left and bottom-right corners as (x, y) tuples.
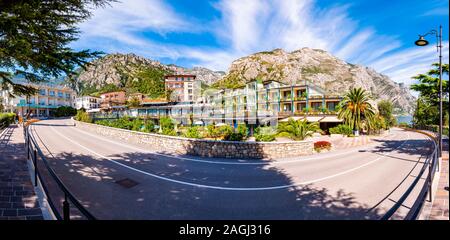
(380, 128), (439, 220)
(23, 124), (96, 220)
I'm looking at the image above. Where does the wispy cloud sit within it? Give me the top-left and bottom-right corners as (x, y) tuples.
(74, 0), (449, 88)
(421, 7), (449, 16)
(372, 42), (449, 86)
(75, 0), (198, 49)
(420, 0), (449, 16)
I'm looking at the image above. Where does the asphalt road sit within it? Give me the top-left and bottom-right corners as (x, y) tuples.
(29, 119), (434, 220)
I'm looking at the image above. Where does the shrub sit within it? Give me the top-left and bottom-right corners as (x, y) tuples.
(184, 126), (202, 139)
(276, 132), (292, 138)
(223, 132), (244, 141)
(329, 124), (353, 136)
(236, 124), (248, 138)
(207, 125), (221, 139)
(95, 120), (112, 127)
(142, 121), (155, 133)
(162, 128), (177, 136)
(131, 118), (144, 131)
(0, 113), (16, 127)
(159, 117), (175, 131)
(277, 118), (320, 140)
(75, 110), (92, 123)
(254, 126), (277, 142)
(314, 141), (332, 152)
(218, 125), (233, 138)
(111, 116), (133, 130)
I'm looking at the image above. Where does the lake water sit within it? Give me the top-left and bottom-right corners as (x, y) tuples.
(396, 115), (413, 125)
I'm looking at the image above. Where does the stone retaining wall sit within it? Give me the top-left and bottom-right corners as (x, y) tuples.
(74, 120), (314, 159)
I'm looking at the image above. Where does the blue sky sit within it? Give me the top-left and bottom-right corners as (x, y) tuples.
(71, 0), (449, 88)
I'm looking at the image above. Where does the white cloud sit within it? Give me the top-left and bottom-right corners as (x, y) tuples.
(76, 0), (196, 48)
(74, 0), (449, 90)
(372, 42), (449, 86)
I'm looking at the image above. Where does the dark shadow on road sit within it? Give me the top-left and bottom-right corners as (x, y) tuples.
(37, 149), (400, 220)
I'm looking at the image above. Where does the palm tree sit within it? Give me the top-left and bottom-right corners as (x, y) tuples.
(337, 88), (375, 132)
(277, 118), (319, 140)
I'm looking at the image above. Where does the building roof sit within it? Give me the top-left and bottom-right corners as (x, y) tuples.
(100, 91), (126, 96)
(165, 74), (196, 78)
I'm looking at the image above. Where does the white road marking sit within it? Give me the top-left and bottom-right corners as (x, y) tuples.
(48, 125), (412, 191)
(69, 123), (397, 165)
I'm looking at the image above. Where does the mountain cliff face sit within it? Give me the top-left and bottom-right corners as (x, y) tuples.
(213, 48), (415, 114)
(74, 50), (415, 113)
(74, 53), (225, 95)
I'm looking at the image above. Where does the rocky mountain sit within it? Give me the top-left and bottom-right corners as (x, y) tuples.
(73, 53), (225, 95)
(213, 48), (416, 114)
(74, 50), (415, 113)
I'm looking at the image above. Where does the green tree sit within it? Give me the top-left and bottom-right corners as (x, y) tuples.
(55, 106), (77, 117)
(377, 100), (395, 128)
(0, 0), (112, 96)
(277, 118), (319, 140)
(413, 97), (439, 127)
(127, 97), (141, 108)
(337, 88), (376, 131)
(127, 68), (168, 98)
(411, 63), (449, 126)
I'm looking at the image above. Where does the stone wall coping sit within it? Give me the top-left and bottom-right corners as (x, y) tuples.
(74, 120), (313, 145)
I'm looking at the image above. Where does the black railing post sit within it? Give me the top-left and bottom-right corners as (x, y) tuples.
(63, 194), (70, 221)
(27, 133), (30, 160)
(428, 158), (433, 202)
(436, 149), (440, 172)
(33, 149), (37, 187)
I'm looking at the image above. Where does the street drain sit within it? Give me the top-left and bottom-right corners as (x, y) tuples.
(115, 178), (139, 189)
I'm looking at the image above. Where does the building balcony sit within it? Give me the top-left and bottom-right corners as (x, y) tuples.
(293, 97), (307, 101)
(308, 95), (324, 100)
(280, 97), (292, 101)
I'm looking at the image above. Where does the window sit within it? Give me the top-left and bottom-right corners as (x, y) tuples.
(311, 102), (321, 110)
(327, 102), (337, 111)
(188, 89), (193, 94)
(39, 89), (46, 95)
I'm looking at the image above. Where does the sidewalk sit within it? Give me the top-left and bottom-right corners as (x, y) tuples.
(427, 139), (449, 220)
(0, 125), (43, 220)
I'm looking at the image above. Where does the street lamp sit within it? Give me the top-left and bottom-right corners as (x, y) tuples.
(414, 25), (443, 159)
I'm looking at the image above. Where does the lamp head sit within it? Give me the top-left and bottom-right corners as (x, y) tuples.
(415, 36), (429, 46)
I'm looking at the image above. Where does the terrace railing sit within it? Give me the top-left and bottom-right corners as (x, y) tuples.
(23, 124), (96, 220)
(380, 131), (439, 220)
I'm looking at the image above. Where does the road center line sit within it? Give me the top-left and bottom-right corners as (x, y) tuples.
(49, 125), (411, 191)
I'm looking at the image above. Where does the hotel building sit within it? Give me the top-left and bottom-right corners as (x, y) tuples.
(164, 74), (199, 102)
(75, 96), (101, 111)
(100, 91), (126, 110)
(0, 82), (75, 117)
(116, 79), (343, 131)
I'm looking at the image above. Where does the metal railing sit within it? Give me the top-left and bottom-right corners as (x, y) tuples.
(381, 132), (439, 220)
(23, 124), (96, 220)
